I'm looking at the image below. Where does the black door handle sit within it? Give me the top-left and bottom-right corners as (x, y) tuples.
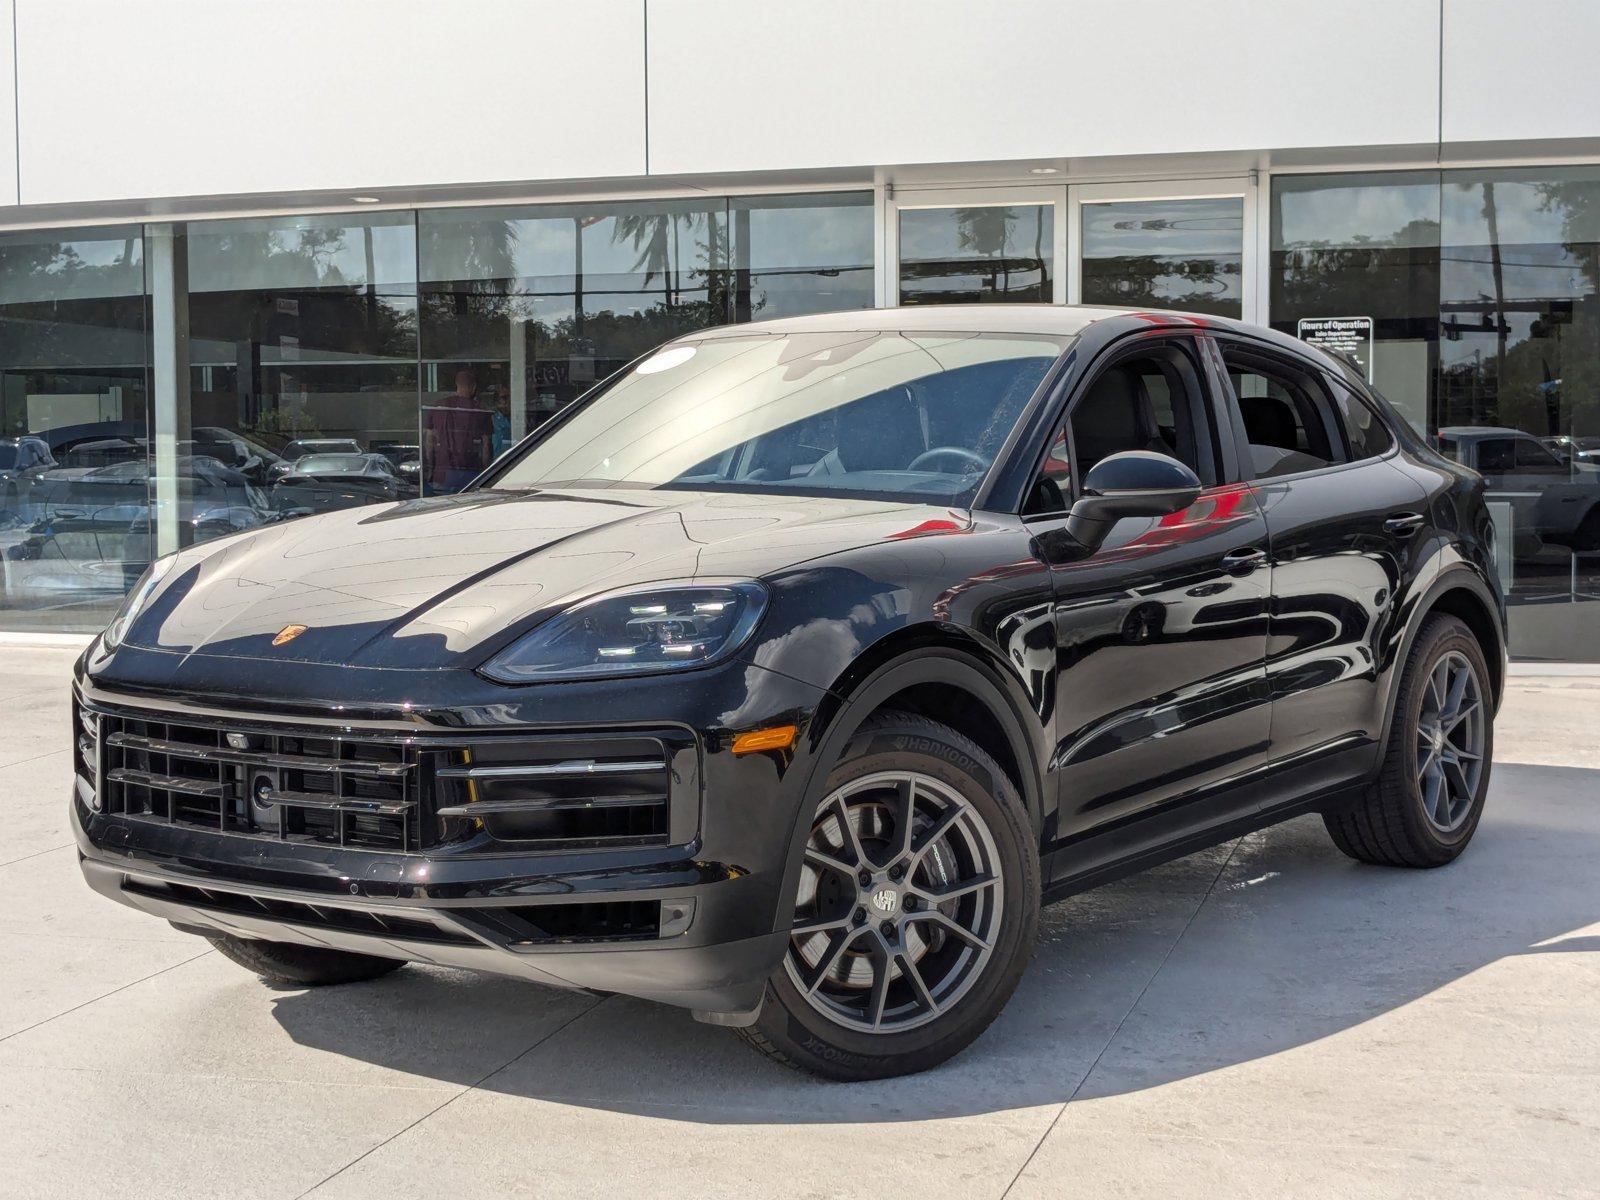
(1220, 547), (1267, 575)
(1384, 512), (1426, 536)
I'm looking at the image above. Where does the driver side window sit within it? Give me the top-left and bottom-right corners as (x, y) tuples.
(1025, 342), (1217, 516)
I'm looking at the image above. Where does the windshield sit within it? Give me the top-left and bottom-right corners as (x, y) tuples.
(294, 454), (370, 474)
(488, 330), (1068, 503)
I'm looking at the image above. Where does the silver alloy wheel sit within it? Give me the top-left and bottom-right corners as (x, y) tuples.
(1415, 649), (1486, 832)
(784, 770), (1004, 1034)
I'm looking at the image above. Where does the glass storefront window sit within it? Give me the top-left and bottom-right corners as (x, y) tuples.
(184, 212), (420, 525)
(1272, 168), (1600, 661)
(898, 204), (1052, 305)
(1439, 168), (1600, 658)
(1080, 197), (1244, 317)
(0, 191), (876, 635)
(419, 198), (729, 488)
(420, 194), (875, 479)
(730, 193), (874, 321)
(1271, 172), (1440, 431)
(0, 227), (149, 631)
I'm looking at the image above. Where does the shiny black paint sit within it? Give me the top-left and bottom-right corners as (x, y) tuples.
(73, 306), (1507, 1020)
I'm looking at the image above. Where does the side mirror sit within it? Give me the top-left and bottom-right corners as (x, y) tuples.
(1065, 450), (1202, 550)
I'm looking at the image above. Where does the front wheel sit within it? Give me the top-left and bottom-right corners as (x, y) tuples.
(1324, 614), (1494, 867)
(738, 712), (1039, 1080)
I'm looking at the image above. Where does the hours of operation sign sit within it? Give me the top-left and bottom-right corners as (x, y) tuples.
(1297, 316), (1374, 381)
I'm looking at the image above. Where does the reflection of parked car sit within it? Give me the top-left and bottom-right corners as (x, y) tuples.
(2, 456), (270, 601)
(368, 440), (421, 485)
(0, 436), (57, 520)
(37, 420), (148, 461)
(1437, 426), (1600, 552)
(1540, 434), (1600, 465)
(268, 438), (364, 483)
(59, 438), (147, 470)
(270, 452), (412, 516)
(193, 427), (286, 486)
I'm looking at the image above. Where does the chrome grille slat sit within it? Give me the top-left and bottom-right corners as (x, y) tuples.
(107, 768), (229, 798)
(434, 792), (661, 817)
(436, 758), (665, 780)
(106, 732), (411, 778)
(255, 786), (411, 816)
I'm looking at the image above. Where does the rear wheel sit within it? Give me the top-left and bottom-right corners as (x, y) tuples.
(1324, 614), (1494, 867)
(207, 934), (407, 986)
(738, 712), (1039, 1080)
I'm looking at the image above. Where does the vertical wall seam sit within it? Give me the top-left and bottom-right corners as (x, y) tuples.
(11, 0), (20, 203)
(1437, 0), (1444, 159)
(642, 0), (650, 175)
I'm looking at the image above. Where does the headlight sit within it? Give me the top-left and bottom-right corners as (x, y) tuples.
(480, 581), (768, 683)
(101, 555), (176, 652)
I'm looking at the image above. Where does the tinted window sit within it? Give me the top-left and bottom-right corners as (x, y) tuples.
(1514, 438), (1565, 472)
(1223, 347), (1342, 479)
(1331, 383), (1394, 459)
(294, 455), (370, 473)
(1025, 342), (1215, 516)
(1477, 438), (1515, 472)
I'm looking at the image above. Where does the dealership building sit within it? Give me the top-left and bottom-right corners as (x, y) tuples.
(1, 0), (1597, 662)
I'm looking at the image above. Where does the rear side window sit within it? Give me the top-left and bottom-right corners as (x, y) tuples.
(1477, 439), (1515, 472)
(1220, 345), (1343, 480)
(1330, 383), (1394, 460)
(1514, 438), (1566, 472)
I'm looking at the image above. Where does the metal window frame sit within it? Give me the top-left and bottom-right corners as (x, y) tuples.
(883, 184), (1069, 306)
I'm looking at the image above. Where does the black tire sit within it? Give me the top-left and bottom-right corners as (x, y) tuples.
(1324, 614), (1494, 867)
(737, 711), (1039, 1080)
(207, 934), (407, 986)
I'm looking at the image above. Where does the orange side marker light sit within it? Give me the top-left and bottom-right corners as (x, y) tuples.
(730, 725), (799, 755)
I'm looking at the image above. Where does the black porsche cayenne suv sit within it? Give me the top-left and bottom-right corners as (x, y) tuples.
(72, 305), (1505, 1080)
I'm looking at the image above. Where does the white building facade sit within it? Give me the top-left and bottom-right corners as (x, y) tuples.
(2, 0), (1598, 660)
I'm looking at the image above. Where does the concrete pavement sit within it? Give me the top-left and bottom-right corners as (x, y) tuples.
(1, 644), (1596, 1198)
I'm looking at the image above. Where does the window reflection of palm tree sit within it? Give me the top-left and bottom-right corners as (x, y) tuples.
(610, 211), (722, 315)
(956, 207), (1017, 297)
(615, 211), (679, 309)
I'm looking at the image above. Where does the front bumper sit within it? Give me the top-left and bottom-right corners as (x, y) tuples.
(71, 653), (832, 1018)
(76, 848), (783, 1015)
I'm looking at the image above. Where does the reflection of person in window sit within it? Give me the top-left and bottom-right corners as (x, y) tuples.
(423, 369), (492, 493)
(490, 385), (512, 460)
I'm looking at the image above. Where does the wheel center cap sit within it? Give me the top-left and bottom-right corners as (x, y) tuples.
(867, 885), (901, 916)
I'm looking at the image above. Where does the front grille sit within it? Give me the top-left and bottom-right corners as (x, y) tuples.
(433, 734), (676, 848)
(94, 708), (425, 851)
(77, 695), (698, 855)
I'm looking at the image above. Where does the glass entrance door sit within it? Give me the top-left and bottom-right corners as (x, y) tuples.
(1068, 180), (1257, 321)
(887, 187), (1066, 306)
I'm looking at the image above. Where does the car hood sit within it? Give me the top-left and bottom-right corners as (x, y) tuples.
(121, 487), (959, 669)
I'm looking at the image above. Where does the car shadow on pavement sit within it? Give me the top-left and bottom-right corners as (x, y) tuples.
(265, 762), (1600, 1122)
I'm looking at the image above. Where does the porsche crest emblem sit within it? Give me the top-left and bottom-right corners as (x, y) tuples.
(272, 624), (309, 647)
